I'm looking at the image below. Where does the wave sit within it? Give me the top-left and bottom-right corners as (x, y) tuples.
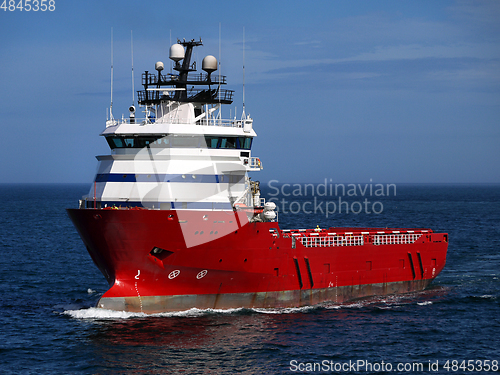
(63, 306), (250, 320)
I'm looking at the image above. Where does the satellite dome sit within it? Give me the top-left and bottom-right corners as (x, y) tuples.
(169, 44), (185, 62)
(202, 55), (217, 73)
(155, 61), (164, 71)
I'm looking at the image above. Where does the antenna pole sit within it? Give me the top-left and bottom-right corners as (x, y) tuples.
(110, 28), (114, 120)
(218, 23), (222, 114)
(131, 30), (135, 106)
(242, 26), (246, 119)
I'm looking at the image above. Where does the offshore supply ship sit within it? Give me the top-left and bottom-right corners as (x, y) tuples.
(67, 38), (448, 313)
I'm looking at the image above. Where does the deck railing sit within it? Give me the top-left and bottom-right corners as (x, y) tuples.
(298, 235), (364, 247)
(372, 233), (422, 245)
(248, 157), (262, 170)
(295, 232), (422, 248)
(106, 117), (248, 128)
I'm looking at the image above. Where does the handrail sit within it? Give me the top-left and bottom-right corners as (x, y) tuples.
(248, 157), (262, 170)
(299, 235), (364, 247)
(137, 88), (234, 105)
(142, 72), (227, 86)
(296, 233), (422, 248)
(105, 117), (248, 128)
(373, 234), (422, 245)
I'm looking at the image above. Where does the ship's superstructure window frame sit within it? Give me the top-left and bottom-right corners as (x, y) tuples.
(106, 135), (253, 150)
(106, 135), (165, 149)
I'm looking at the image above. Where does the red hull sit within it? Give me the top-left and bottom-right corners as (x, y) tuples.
(67, 208), (448, 313)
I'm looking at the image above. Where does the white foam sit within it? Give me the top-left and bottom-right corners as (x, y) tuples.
(64, 307), (147, 320)
(63, 306), (247, 320)
(252, 305), (316, 314)
(417, 301), (433, 306)
(323, 305), (342, 310)
(325, 301), (365, 309)
(151, 307), (246, 317)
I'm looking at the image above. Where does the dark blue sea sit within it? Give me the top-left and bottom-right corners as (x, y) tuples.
(1, 183), (499, 374)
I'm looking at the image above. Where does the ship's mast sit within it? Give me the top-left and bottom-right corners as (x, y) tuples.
(173, 39), (202, 101)
(137, 38), (233, 108)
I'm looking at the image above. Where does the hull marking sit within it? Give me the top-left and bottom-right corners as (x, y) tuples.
(196, 270), (208, 279)
(168, 270), (181, 279)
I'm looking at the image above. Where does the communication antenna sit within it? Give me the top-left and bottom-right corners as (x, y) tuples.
(131, 30), (135, 107)
(241, 26), (246, 119)
(109, 27), (114, 120)
(218, 23), (222, 110)
(129, 30), (136, 123)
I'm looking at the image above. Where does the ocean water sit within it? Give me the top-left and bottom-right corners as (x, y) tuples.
(1, 183), (499, 374)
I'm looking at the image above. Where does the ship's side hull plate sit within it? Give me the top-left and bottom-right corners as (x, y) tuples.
(98, 279), (433, 313)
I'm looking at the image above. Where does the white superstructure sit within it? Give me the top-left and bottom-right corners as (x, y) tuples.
(82, 39), (265, 213)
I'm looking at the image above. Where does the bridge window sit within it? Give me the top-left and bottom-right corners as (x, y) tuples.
(106, 135), (165, 149)
(106, 135), (253, 150)
(204, 136), (252, 149)
(171, 136), (200, 148)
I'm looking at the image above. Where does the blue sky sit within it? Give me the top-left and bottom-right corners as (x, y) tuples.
(1, 0), (499, 184)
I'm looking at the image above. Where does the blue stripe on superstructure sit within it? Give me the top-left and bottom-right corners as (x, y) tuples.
(95, 173), (227, 183)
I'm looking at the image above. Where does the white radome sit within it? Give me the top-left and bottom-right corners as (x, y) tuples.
(169, 43), (185, 62)
(202, 55), (217, 73)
